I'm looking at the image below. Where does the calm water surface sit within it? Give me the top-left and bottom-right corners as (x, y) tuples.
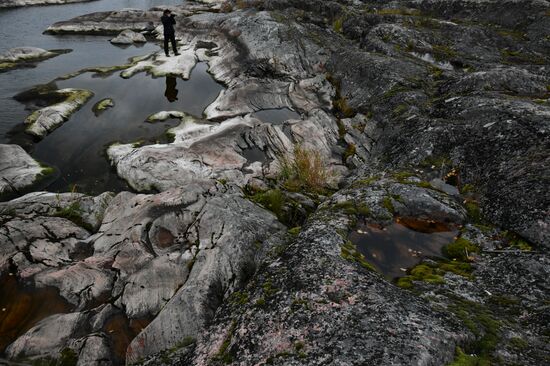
(0, 0), (226, 194)
(0, 0), (185, 140)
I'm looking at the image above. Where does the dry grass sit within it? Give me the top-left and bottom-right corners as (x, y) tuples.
(279, 146), (331, 194)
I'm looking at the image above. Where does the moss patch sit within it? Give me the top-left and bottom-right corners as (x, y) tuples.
(53, 201), (93, 232)
(397, 260), (473, 289)
(443, 237), (479, 261)
(448, 298), (502, 364)
(212, 321), (237, 364)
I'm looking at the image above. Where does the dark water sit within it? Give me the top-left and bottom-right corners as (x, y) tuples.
(349, 217), (458, 279)
(0, 273), (73, 354)
(241, 146), (267, 164)
(0, 0), (184, 140)
(11, 63), (223, 194)
(252, 108), (300, 124)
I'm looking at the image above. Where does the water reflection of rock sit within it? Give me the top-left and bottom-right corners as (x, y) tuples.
(349, 218), (458, 279)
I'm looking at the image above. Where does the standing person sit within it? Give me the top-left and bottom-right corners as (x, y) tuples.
(161, 9), (179, 57)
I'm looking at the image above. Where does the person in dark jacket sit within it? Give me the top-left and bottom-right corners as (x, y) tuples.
(161, 9), (179, 57)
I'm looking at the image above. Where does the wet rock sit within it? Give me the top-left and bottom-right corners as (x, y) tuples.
(5, 312), (87, 359)
(24, 88), (94, 138)
(0, 47), (68, 72)
(121, 48), (197, 79)
(0, 144), (51, 200)
(107, 115), (293, 192)
(110, 29), (147, 45)
(34, 262), (115, 309)
(92, 98), (114, 115)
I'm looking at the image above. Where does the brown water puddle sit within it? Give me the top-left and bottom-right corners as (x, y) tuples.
(348, 217), (458, 279)
(0, 273), (73, 354)
(104, 313), (152, 362)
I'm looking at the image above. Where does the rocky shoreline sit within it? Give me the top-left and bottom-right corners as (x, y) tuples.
(0, 0), (97, 9)
(0, 0), (549, 365)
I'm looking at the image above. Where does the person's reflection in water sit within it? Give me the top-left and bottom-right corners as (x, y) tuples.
(165, 76), (178, 102)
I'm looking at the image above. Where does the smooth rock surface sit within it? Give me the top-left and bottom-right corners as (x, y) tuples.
(24, 88), (94, 138)
(110, 29), (147, 45)
(0, 144), (49, 199)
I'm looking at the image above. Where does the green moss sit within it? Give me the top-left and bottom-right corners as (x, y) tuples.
(439, 261), (473, 278)
(392, 171), (415, 182)
(255, 297), (266, 307)
(397, 259), (473, 289)
(509, 337), (528, 350)
(465, 201), (482, 224)
(58, 348), (78, 366)
(169, 337), (196, 353)
(288, 226), (301, 236)
(502, 231), (532, 251)
(0, 62), (17, 71)
(448, 298), (502, 364)
(294, 341), (305, 351)
(250, 189), (285, 220)
(331, 201), (370, 217)
(54, 201), (93, 232)
(410, 264), (444, 284)
(382, 196), (395, 214)
(443, 237), (479, 261)
(351, 176), (380, 187)
(213, 321), (237, 364)
(370, 8), (423, 16)
(501, 49), (545, 65)
(229, 291), (249, 306)
(341, 241), (376, 271)
(393, 104), (409, 116)
(333, 17), (344, 33)
(262, 279), (278, 297)
(460, 184), (475, 194)
(29, 348), (78, 366)
(92, 98), (114, 113)
(448, 347), (480, 366)
(429, 66), (444, 79)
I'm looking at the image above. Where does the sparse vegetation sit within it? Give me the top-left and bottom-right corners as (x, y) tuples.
(279, 146), (331, 194)
(443, 237), (479, 261)
(53, 200), (93, 232)
(213, 321), (237, 364)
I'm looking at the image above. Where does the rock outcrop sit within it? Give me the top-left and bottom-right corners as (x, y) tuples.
(0, 183), (285, 363)
(110, 29), (147, 45)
